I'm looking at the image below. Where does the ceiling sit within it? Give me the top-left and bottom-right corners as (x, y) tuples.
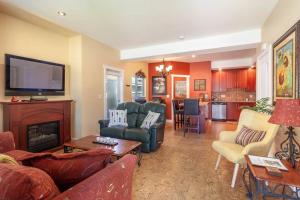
(1, 0), (278, 51)
(145, 48), (257, 63)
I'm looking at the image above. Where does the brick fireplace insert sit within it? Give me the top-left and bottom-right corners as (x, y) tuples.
(1, 100), (72, 152)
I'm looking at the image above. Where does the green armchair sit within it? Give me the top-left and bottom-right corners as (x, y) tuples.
(99, 102), (166, 152)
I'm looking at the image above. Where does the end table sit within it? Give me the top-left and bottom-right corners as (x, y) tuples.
(243, 155), (300, 200)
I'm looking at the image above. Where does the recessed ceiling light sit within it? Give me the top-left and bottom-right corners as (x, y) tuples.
(192, 54), (196, 58)
(178, 36), (185, 40)
(57, 11), (66, 16)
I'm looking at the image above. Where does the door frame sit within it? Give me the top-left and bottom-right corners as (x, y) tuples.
(103, 65), (124, 119)
(171, 74), (190, 121)
(256, 43), (273, 101)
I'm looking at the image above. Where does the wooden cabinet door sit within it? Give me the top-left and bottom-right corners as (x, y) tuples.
(247, 68), (256, 92)
(219, 71), (227, 92)
(236, 69), (248, 89)
(212, 71), (220, 92)
(226, 70), (237, 89)
(237, 102), (256, 120)
(226, 103), (239, 121)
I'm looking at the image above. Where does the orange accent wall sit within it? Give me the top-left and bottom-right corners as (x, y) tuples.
(148, 61), (190, 119)
(190, 61), (212, 99)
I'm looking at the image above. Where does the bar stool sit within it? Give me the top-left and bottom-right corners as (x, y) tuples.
(172, 99), (184, 130)
(183, 98), (201, 136)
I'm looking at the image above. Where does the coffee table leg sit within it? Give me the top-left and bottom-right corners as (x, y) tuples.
(137, 145), (142, 167)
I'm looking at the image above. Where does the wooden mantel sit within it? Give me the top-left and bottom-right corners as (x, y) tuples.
(1, 100), (72, 151)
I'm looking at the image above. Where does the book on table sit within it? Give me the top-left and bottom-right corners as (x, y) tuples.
(248, 155), (288, 171)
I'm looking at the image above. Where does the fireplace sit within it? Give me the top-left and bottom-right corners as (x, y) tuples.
(1, 100), (71, 151)
(27, 121), (60, 152)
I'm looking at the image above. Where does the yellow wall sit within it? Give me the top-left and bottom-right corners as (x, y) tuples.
(261, 0), (300, 152)
(80, 35), (123, 136)
(0, 12), (71, 131)
(0, 12), (147, 138)
(123, 62), (148, 102)
(262, 0), (300, 43)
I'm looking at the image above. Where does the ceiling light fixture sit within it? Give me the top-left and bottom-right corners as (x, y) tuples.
(57, 11), (66, 16)
(155, 58), (173, 77)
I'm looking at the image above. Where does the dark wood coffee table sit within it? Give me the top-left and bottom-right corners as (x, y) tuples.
(63, 135), (142, 166)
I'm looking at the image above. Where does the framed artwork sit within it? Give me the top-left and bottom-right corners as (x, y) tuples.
(194, 79), (206, 91)
(175, 80), (187, 98)
(152, 76), (167, 95)
(273, 20), (300, 101)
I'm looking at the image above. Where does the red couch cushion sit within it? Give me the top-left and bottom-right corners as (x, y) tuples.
(0, 163), (60, 200)
(0, 132), (15, 153)
(29, 148), (113, 190)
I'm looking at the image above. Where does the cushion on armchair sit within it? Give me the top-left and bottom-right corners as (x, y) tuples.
(0, 132), (15, 153)
(27, 148), (113, 191)
(0, 163), (60, 200)
(235, 126), (266, 146)
(124, 128), (150, 143)
(108, 109), (128, 127)
(140, 111), (160, 129)
(100, 126), (126, 138)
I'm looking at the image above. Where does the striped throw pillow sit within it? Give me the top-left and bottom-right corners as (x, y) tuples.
(108, 109), (128, 127)
(235, 126), (266, 146)
(140, 111), (160, 129)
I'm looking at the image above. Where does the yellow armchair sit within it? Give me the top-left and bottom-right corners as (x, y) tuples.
(212, 109), (279, 188)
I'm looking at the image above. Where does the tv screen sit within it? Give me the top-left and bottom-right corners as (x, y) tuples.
(5, 54), (65, 96)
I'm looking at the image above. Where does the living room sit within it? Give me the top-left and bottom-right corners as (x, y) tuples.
(1, 0), (300, 199)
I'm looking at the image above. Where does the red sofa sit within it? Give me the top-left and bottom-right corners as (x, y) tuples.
(0, 132), (137, 200)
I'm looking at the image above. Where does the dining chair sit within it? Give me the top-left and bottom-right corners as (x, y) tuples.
(183, 98), (201, 136)
(172, 99), (184, 130)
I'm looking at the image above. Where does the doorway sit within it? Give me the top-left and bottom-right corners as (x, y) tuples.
(103, 66), (124, 119)
(171, 74), (190, 120)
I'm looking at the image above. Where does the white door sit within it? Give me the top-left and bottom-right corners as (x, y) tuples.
(256, 44), (273, 101)
(104, 67), (123, 118)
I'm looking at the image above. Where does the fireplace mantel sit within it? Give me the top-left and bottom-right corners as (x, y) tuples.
(1, 100), (72, 151)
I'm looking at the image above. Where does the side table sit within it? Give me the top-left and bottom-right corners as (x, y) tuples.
(243, 155), (300, 200)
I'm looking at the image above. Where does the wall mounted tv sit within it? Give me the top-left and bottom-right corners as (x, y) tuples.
(5, 54), (65, 96)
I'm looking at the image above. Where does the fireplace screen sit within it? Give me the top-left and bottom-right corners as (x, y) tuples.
(27, 121), (60, 152)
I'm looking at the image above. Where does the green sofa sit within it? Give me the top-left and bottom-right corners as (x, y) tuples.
(99, 102), (166, 152)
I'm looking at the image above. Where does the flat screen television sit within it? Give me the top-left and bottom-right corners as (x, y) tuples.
(5, 54), (65, 96)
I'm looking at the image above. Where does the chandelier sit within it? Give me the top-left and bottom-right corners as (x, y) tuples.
(155, 59), (173, 77)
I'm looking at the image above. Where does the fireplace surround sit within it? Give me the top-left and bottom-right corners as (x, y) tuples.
(1, 100), (72, 151)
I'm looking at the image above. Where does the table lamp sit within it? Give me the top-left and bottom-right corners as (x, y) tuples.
(268, 99), (300, 168)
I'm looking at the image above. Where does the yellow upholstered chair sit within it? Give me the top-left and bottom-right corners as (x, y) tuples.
(212, 109), (279, 188)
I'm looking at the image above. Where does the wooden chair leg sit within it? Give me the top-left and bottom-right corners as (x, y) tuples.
(174, 113), (176, 130)
(215, 154), (222, 170)
(231, 163), (239, 188)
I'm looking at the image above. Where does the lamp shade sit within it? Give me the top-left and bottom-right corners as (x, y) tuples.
(268, 99), (300, 127)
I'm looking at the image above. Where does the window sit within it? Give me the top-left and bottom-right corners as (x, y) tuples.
(131, 77), (145, 100)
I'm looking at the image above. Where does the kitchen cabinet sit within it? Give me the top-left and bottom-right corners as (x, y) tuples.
(219, 71), (227, 92)
(212, 70), (220, 92)
(236, 69), (248, 89)
(226, 70), (237, 89)
(212, 68), (256, 92)
(226, 102), (256, 121)
(226, 103), (239, 121)
(247, 68), (256, 92)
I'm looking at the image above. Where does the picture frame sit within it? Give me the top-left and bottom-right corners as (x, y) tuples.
(273, 20), (300, 101)
(152, 76), (167, 95)
(194, 79), (206, 91)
